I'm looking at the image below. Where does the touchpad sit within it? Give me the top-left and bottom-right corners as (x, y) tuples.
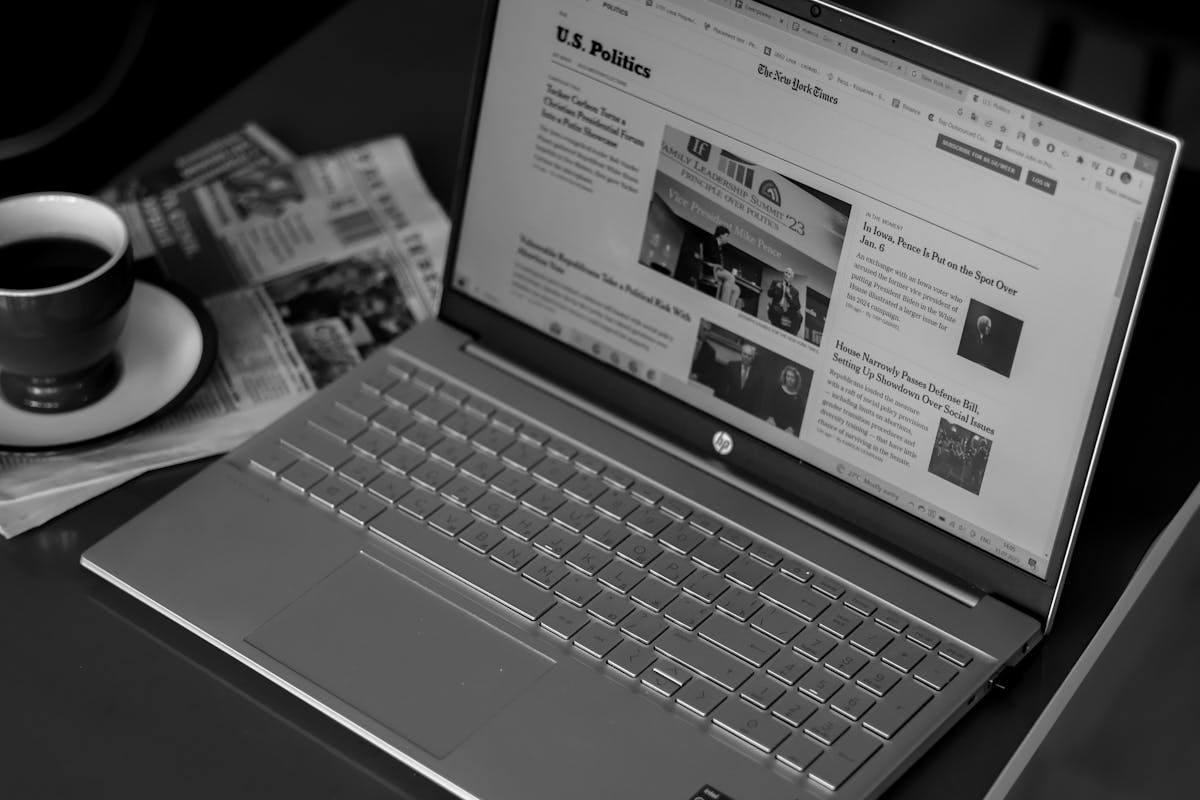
(246, 553), (554, 758)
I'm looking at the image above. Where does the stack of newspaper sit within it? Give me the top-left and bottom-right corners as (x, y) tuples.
(0, 124), (449, 537)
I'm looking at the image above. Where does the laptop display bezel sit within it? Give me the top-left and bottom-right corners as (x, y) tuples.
(438, 0), (1181, 625)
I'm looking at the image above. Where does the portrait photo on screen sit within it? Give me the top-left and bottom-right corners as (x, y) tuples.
(956, 298), (1023, 377)
(690, 319), (814, 437)
(927, 417), (993, 495)
(638, 125), (849, 346)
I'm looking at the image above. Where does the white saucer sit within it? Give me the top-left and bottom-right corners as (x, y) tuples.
(0, 280), (214, 451)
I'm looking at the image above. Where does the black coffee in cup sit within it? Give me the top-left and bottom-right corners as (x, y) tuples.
(0, 237), (114, 291)
(0, 194), (134, 413)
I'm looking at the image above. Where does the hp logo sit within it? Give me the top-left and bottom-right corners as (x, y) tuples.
(712, 430), (734, 455)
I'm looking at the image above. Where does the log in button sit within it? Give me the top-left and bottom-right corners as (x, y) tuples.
(1025, 170), (1057, 195)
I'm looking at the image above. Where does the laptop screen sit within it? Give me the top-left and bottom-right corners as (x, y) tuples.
(452, 0), (1163, 579)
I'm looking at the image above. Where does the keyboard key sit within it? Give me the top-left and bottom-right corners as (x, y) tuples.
(574, 452), (606, 475)
(680, 570), (727, 604)
(588, 592), (634, 626)
(908, 627), (941, 650)
(371, 407), (415, 436)
(658, 522), (705, 554)
(410, 369), (442, 391)
(761, 574), (829, 621)
(384, 380), (426, 409)
(563, 473), (608, 504)
(653, 657), (694, 688)
(326, 485), (383, 523)
(659, 497), (692, 519)
(464, 395), (495, 418)
(308, 408), (366, 443)
(691, 538), (738, 572)
(359, 366), (399, 396)
(366, 471), (412, 503)
(401, 423), (443, 451)
(310, 476), (356, 509)
(490, 539), (537, 572)
(818, 606), (863, 640)
(630, 578), (678, 613)
(546, 438), (577, 459)
(803, 709), (849, 746)
(427, 505), (475, 537)
(469, 492), (517, 524)
(629, 482), (663, 504)
(808, 729), (880, 790)
(335, 390), (386, 420)
(380, 444), (425, 475)
(780, 560), (814, 583)
(766, 650), (812, 686)
(500, 441), (543, 472)
(601, 467), (634, 490)
(616, 536), (662, 569)
(698, 614), (778, 667)
(438, 383), (470, 406)
(521, 485), (565, 516)
(430, 438), (475, 467)
(282, 427), (353, 471)
(606, 640), (655, 678)
(472, 426), (516, 456)
(861, 681), (933, 739)
(369, 509), (553, 621)
(812, 577), (846, 600)
(531, 457), (575, 487)
(824, 644), (870, 680)
(913, 657), (958, 691)
(550, 502), (597, 534)
(500, 507), (546, 541)
(712, 701), (790, 752)
(716, 527), (753, 551)
(397, 488), (443, 520)
(715, 587), (762, 622)
(648, 552), (694, 586)
(725, 555), (771, 590)
(460, 452), (503, 482)
(771, 695), (819, 728)
(875, 610), (908, 633)
(338, 455), (382, 487)
(939, 645), (973, 668)
(582, 518), (629, 550)
(491, 469), (534, 500)
(740, 674), (785, 709)
(522, 556), (569, 589)
(641, 670), (682, 697)
(748, 541), (783, 567)
(519, 424), (550, 447)
(565, 543), (611, 576)
(349, 428), (394, 461)
(596, 561), (643, 595)
(848, 625), (893, 658)
(675, 678), (726, 717)
(856, 664), (901, 697)
(382, 355), (417, 378)
(654, 629), (752, 691)
(620, 609), (668, 644)
(574, 622), (623, 659)
(626, 507), (671, 538)
(776, 733), (824, 772)
(541, 603), (588, 639)
(442, 411), (486, 440)
(248, 444), (297, 476)
(554, 573), (600, 607)
(412, 395), (456, 426)
(491, 409), (521, 432)
(881, 640), (926, 674)
(831, 686), (876, 721)
(594, 490), (640, 520)
(459, 523), (505, 554)
(533, 527), (580, 559)
(750, 605), (804, 644)
(797, 669), (843, 704)
(794, 628), (838, 662)
(844, 593), (878, 617)
(691, 513), (724, 536)
(664, 595), (711, 631)
(409, 460), (456, 492)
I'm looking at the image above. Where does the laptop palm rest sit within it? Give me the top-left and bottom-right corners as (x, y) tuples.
(246, 552), (554, 758)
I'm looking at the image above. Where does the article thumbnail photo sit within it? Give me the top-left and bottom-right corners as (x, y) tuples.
(956, 298), (1022, 378)
(221, 163), (306, 220)
(638, 126), (850, 346)
(690, 319), (814, 436)
(927, 418), (992, 495)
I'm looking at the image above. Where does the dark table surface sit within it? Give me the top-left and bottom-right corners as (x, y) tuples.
(3, 2), (1198, 798)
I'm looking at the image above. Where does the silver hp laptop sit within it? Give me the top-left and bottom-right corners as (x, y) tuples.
(83, 1), (1180, 797)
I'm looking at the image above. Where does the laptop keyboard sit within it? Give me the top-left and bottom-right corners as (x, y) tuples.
(247, 350), (981, 792)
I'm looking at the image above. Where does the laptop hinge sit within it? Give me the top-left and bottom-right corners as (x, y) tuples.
(464, 341), (984, 609)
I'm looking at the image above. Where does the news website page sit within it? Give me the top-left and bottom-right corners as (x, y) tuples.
(454, 0), (1155, 577)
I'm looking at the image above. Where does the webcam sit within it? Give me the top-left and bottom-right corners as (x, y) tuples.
(810, 4), (821, 16)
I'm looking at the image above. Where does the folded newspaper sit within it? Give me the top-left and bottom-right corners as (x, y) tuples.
(0, 124), (448, 537)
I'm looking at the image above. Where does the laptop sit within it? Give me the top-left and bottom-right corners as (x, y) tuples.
(82, 1), (1181, 797)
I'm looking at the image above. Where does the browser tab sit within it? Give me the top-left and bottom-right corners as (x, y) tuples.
(910, 68), (966, 101)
